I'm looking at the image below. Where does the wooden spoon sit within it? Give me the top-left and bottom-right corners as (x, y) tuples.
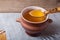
(29, 7), (60, 18)
(45, 7), (60, 15)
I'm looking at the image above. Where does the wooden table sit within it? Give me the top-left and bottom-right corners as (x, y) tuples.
(0, 0), (58, 12)
(0, 13), (60, 40)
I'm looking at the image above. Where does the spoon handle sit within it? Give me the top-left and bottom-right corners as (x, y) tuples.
(45, 7), (60, 15)
(57, 7), (60, 12)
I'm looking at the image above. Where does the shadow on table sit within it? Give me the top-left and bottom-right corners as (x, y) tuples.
(39, 23), (60, 38)
(40, 26), (57, 36)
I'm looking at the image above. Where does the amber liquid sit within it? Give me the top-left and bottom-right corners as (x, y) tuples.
(23, 10), (46, 22)
(0, 30), (6, 40)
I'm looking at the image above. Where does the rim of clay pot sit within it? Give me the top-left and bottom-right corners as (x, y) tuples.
(21, 6), (48, 24)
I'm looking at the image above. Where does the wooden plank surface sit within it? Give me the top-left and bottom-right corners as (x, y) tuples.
(0, 0), (59, 12)
(0, 13), (60, 40)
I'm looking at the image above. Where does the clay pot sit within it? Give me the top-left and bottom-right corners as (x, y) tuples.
(17, 18), (52, 37)
(16, 6), (52, 37)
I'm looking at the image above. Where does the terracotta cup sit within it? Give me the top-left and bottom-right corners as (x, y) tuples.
(17, 6), (52, 37)
(0, 30), (6, 40)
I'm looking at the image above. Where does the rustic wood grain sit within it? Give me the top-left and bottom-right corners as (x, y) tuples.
(0, 0), (59, 12)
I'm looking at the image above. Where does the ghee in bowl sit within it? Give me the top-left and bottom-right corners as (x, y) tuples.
(23, 9), (46, 22)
